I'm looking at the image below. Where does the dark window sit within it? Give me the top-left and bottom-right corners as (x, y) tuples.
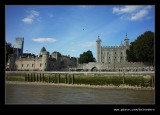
(27, 64), (29, 67)
(22, 64), (23, 67)
(40, 64), (41, 67)
(32, 64), (33, 67)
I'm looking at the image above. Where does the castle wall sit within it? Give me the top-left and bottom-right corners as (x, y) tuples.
(15, 58), (43, 71)
(84, 62), (153, 72)
(101, 46), (127, 64)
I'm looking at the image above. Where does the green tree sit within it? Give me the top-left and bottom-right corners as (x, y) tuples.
(6, 42), (14, 63)
(79, 50), (95, 64)
(126, 31), (154, 65)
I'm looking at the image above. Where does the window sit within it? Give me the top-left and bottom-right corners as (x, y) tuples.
(32, 64), (33, 67)
(27, 64), (29, 67)
(22, 64), (23, 67)
(115, 52), (116, 54)
(40, 63), (41, 67)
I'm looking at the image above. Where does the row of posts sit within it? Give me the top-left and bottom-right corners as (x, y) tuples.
(24, 73), (74, 84)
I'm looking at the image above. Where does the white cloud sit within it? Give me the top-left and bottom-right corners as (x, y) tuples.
(130, 9), (148, 21)
(80, 41), (96, 47)
(22, 18), (33, 24)
(112, 5), (152, 21)
(32, 38), (57, 43)
(22, 10), (40, 24)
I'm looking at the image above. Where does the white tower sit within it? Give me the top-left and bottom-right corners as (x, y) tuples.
(96, 34), (102, 63)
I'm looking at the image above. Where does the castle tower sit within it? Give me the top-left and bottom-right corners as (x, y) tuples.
(123, 33), (130, 64)
(39, 47), (46, 57)
(96, 34), (102, 63)
(42, 51), (49, 71)
(124, 33), (129, 49)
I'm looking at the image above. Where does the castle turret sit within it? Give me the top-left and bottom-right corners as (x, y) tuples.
(39, 47), (46, 57)
(42, 51), (49, 71)
(123, 33), (130, 64)
(96, 34), (102, 63)
(124, 33), (129, 49)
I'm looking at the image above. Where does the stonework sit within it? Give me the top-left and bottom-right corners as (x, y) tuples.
(77, 34), (154, 71)
(7, 47), (77, 71)
(6, 35), (154, 72)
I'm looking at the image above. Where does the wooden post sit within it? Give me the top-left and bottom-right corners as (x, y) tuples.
(68, 74), (70, 84)
(65, 74), (67, 84)
(152, 75), (154, 88)
(43, 73), (44, 83)
(37, 73), (38, 82)
(28, 73), (30, 82)
(40, 73), (41, 82)
(55, 74), (56, 83)
(31, 73), (33, 82)
(48, 74), (50, 83)
(33, 73), (35, 82)
(72, 74), (74, 84)
(25, 73), (27, 82)
(58, 74), (60, 83)
(123, 73), (125, 84)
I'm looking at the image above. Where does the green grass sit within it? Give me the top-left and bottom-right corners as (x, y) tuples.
(6, 76), (25, 81)
(5, 73), (154, 87)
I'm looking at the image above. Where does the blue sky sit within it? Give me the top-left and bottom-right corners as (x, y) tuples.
(6, 5), (155, 58)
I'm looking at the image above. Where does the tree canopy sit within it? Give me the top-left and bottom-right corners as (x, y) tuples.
(79, 50), (95, 64)
(126, 31), (154, 65)
(6, 42), (14, 63)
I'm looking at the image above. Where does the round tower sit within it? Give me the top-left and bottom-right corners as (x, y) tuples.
(39, 47), (46, 57)
(42, 51), (49, 71)
(96, 34), (102, 63)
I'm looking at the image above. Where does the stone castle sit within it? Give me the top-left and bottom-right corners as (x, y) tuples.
(6, 34), (154, 71)
(76, 34), (154, 72)
(6, 46), (77, 71)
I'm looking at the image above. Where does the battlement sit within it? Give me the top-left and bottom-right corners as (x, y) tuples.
(102, 45), (123, 49)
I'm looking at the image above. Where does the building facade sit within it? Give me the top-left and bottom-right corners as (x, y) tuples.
(13, 37), (24, 56)
(80, 34), (154, 71)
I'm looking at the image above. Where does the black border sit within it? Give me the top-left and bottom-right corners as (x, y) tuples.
(1, 0), (159, 112)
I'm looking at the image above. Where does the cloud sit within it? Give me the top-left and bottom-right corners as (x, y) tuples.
(80, 41), (96, 47)
(22, 10), (40, 24)
(32, 38), (57, 43)
(112, 5), (152, 21)
(130, 9), (148, 21)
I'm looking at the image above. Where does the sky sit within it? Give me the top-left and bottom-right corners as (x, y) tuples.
(5, 5), (155, 59)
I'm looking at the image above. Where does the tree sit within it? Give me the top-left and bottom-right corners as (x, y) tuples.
(79, 50), (95, 64)
(126, 31), (154, 65)
(6, 42), (14, 63)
